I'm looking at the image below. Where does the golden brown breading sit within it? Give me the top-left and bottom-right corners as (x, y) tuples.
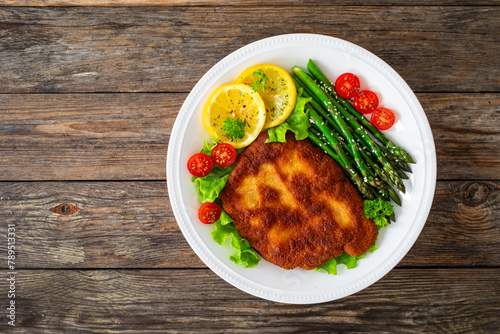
(219, 132), (377, 270)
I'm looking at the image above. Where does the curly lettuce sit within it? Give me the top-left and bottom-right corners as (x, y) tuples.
(211, 211), (260, 268)
(191, 140), (234, 203)
(192, 173), (230, 204)
(192, 140), (260, 268)
(315, 242), (378, 275)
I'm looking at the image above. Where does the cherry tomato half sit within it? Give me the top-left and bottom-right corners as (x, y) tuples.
(371, 107), (396, 130)
(198, 202), (221, 224)
(335, 73), (360, 99)
(352, 90), (379, 114)
(211, 143), (237, 167)
(187, 153), (213, 177)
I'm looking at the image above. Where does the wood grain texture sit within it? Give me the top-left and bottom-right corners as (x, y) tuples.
(422, 93), (500, 180)
(0, 93), (174, 181)
(0, 268), (498, 333)
(2, 0), (499, 6)
(0, 180), (498, 269)
(0, 3), (498, 333)
(0, 181), (202, 269)
(1, 93), (498, 181)
(0, 7), (498, 93)
(403, 180), (500, 267)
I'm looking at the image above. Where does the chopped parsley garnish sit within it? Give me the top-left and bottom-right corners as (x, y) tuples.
(221, 117), (245, 140)
(251, 69), (269, 93)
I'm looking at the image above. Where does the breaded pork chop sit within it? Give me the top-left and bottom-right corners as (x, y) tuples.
(219, 132), (377, 270)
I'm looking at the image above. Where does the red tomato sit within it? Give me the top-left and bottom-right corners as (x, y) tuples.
(352, 90), (379, 114)
(211, 143), (237, 167)
(187, 153), (213, 177)
(335, 73), (360, 99)
(198, 202), (221, 224)
(371, 107), (396, 130)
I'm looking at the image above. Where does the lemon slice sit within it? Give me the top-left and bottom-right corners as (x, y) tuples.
(203, 83), (266, 149)
(237, 64), (297, 129)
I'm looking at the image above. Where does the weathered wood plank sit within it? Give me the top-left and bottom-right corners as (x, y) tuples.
(1, 0), (498, 6)
(0, 181), (202, 269)
(0, 180), (498, 269)
(0, 268), (498, 333)
(402, 180), (500, 267)
(0, 7), (498, 93)
(0, 93), (173, 181)
(423, 93), (500, 180)
(0, 93), (498, 181)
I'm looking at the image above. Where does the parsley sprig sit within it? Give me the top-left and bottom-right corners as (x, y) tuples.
(251, 69), (269, 93)
(221, 117), (245, 140)
(364, 198), (394, 229)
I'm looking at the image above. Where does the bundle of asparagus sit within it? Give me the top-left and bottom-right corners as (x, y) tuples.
(292, 60), (415, 207)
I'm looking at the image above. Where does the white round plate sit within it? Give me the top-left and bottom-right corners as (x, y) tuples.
(167, 34), (436, 304)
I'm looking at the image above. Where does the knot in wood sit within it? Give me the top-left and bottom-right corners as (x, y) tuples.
(60, 204), (71, 214)
(462, 182), (490, 206)
(49, 203), (81, 215)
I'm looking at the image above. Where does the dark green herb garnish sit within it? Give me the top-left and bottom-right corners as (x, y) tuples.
(222, 117), (245, 139)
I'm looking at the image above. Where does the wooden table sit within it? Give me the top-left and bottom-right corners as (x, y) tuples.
(1, 1), (499, 333)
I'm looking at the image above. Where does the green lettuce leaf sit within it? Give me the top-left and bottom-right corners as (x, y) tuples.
(218, 209), (234, 226)
(192, 139), (259, 268)
(315, 251), (367, 275)
(315, 257), (339, 275)
(266, 91), (312, 143)
(192, 173), (230, 204)
(200, 140), (217, 156)
(267, 122), (293, 143)
(340, 252), (366, 269)
(212, 215), (260, 268)
(191, 140), (236, 203)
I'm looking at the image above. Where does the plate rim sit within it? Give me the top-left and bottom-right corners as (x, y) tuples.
(167, 33), (437, 304)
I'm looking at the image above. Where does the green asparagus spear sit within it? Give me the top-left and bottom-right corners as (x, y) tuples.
(330, 93), (406, 193)
(293, 66), (406, 193)
(307, 129), (376, 200)
(308, 109), (377, 199)
(307, 58), (415, 164)
(305, 104), (382, 188)
(338, 94), (415, 163)
(292, 66), (374, 187)
(296, 72), (409, 180)
(378, 144), (412, 173)
(310, 127), (401, 206)
(311, 121), (385, 188)
(296, 71), (407, 197)
(350, 129), (409, 182)
(306, 59), (334, 93)
(312, 123), (401, 205)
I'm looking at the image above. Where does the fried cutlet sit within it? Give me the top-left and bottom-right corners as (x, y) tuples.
(219, 132), (377, 270)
